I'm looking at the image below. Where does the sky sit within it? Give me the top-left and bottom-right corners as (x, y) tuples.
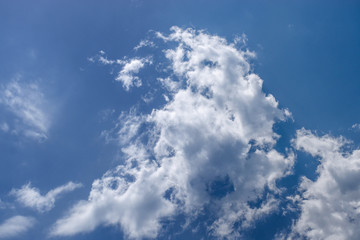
(0, 1), (360, 240)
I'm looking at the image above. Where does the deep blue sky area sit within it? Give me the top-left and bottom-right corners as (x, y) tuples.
(0, 1), (360, 240)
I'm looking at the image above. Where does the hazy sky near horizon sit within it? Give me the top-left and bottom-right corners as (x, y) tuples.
(1, 1), (360, 239)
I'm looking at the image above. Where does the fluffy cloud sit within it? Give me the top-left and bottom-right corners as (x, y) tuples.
(52, 27), (294, 239)
(0, 78), (50, 141)
(290, 129), (360, 240)
(115, 57), (152, 90)
(0, 216), (35, 238)
(11, 182), (82, 213)
(88, 51), (152, 91)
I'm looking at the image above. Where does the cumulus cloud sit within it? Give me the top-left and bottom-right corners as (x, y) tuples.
(52, 27), (294, 239)
(0, 216), (35, 238)
(0, 78), (50, 141)
(11, 182), (82, 213)
(290, 128), (360, 240)
(88, 51), (152, 91)
(115, 57), (152, 90)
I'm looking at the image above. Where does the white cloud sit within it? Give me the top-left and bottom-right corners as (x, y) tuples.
(50, 167), (175, 239)
(0, 199), (14, 210)
(115, 57), (152, 91)
(52, 27), (294, 239)
(134, 39), (155, 51)
(88, 51), (152, 91)
(352, 123), (360, 131)
(157, 77), (180, 92)
(290, 128), (360, 240)
(11, 182), (82, 213)
(0, 216), (35, 238)
(0, 78), (50, 141)
(88, 51), (117, 65)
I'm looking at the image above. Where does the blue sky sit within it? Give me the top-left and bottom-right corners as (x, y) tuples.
(1, 1), (360, 240)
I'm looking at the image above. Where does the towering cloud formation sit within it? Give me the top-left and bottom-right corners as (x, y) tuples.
(51, 27), (294, 239)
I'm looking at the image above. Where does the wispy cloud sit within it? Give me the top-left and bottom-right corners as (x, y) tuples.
(134, 39), (155, 51)
(0, 77), (50, 141)
(0, 122), (9, 132)
(352, 123), (360, 131)
(0, 216), (35, 238)
(11, 182), (82, 213)
(51, 27), (294, 239)
(0, 199), (5, 209)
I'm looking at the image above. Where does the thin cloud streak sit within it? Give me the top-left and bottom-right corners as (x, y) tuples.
(0, 78), (50, 141)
